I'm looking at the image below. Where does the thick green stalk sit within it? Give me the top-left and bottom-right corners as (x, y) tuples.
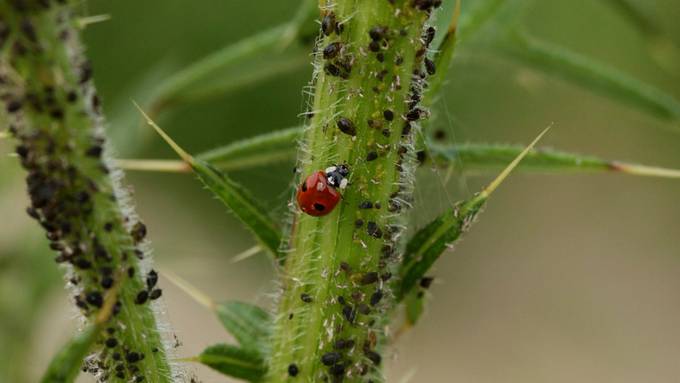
(0, 2), (173, 382)
(267, 0), (437, 381)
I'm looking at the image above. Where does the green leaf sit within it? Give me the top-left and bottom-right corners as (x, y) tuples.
(135, 104), (284, 259)
(198, 126), (302, 171)
(398, 128), (550, 300)
(148, 0), (316, 115)
(197, 344), (266, 382)
(215, 301), (272, 352)
(500, 31), (680, 123)
(40, 325), (98, 383)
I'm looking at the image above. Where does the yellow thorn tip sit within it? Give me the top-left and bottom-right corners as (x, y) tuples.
(482, 125), (551, 197)
(133, 101), (194, 164)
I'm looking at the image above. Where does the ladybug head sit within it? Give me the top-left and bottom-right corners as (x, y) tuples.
(325, 164), (350, 189)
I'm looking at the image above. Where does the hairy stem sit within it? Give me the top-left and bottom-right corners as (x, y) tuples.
(0, 2), (174, 382)
(267, 0), (438, 381)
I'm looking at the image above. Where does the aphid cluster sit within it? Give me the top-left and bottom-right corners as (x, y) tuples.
(1, 3), (168, 382)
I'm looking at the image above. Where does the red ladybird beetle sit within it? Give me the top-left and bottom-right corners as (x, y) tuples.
(297, 165), (349, 216)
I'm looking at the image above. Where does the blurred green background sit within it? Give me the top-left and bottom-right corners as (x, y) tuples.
(1, 0), (680, 382)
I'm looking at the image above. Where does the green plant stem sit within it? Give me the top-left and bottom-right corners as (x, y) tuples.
(0, 3), (173, 382)
(266, 0), (435, 381)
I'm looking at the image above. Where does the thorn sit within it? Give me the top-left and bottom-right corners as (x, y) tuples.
(115, 159), (191, 173)
(76, 14), (112, 29)
(609, 161), (680, 178)
(161, 269), (216, 311)
(230, 245), (263, 264)
(481, 125), (551, 197)
(133, 101), (194, 164)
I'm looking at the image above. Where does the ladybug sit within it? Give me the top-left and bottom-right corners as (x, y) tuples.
(297, 165), (349, 216)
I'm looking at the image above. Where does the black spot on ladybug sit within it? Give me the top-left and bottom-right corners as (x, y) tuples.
(313, 203), (326, 212)
(300, 182), (308, 192)
(336, 117), (356, 136)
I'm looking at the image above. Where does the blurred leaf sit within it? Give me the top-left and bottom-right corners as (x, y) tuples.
(398, 128), (549, 300)
(197, 344), (266, 382)
(216, 301), (272, 352)
(39, 325), (98, 383)
(600, 0), (680, 74)
(148, 0), (317, 116)
(121, 124), (680, 179)
(500, 31), (680, 123)
(136, 105), (284, 259)
(198, 126), (302, 171)
(457, 0), (507, 41)
(428, 142), (680, 178)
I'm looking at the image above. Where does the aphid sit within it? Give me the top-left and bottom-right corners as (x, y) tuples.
(366, 151), (378, 161)
(146, 270), (158, 290)
(366, 221), (382, 238)
(323, 42), (342, 59)
(360, 272), (379, 285)
(321, 352), (341, 366)
(369, 26), (387, 41)
(135, 290), (149, 305)
(423, 26), (436, 46)
(336, 117), (356, 136)
(300, 293), (313, 303)
(131, 221), (147, 242)
(296, 171), (340, 217)
(105, 338), (118, 348)
(370, 290), (383, 306)
(149, 289), (163, 300)
(383, 109), (394, 121)
(288, 363), (299, 377)
(365, 350), (381, 365)
(420, 276), (434, 288)
(424, 57), (436, 75)
(321, 12), (336, 36)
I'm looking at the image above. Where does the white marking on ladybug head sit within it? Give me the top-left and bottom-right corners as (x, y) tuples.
(325, 166), (336, 174)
